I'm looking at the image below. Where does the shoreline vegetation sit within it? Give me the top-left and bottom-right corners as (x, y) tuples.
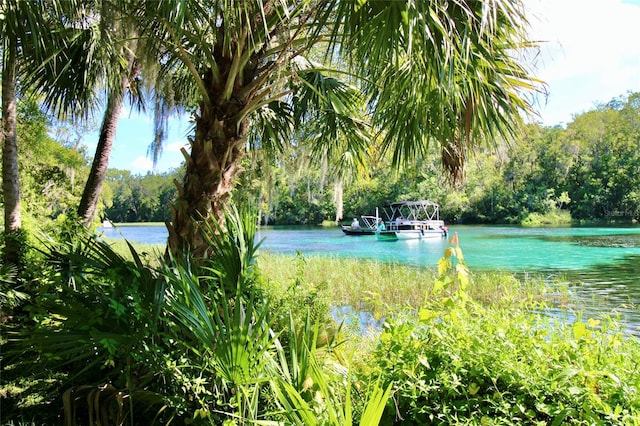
(3, 235), (639, 424)
(109, 239), (629, 330)
(112, 212), (640, 228)
(258, 250), (640, 425)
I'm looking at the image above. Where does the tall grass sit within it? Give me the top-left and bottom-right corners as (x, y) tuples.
(257, 253), (553, 312)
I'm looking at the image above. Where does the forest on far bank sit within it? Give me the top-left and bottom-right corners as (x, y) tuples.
(12, 91), (640, 229)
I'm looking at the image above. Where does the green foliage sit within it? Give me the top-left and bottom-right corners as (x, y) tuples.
(104, 169), (179, 222)
(419, 232), (470, 322)
(158, 206), (391, 424)
(365, 239), (640, 425)
(0, 228), (30, 272)
(262, 252), (332, 342)
(164, 272), (278, 423)
(269, 313), (391, 426)
(371, 310), (640, 425)
(3, 230), (174, 423)
(15, 99), (87, 229)
(0, 263), (27, 321)
(3, 205), (392, 425)
(521, 209), (573, 226)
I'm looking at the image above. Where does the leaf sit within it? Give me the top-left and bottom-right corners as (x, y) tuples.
(551, 409), (570, 426)
(354, 0), (367, 12)
(432, 277), (445, 294)
(444, 247), (456, 259)
(437, 258), (450, 276)
(587, 318), (601, 328)
(359, 380), (393, 426)
(468, 382), (480, 395)
(419, 307), (438, 323)
(572, 321), (589, 341)
(456, 265), (469, 289)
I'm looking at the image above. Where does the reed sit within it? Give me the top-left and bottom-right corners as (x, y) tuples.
(103, 240), (557, 315)
(257, 253), (553, 312)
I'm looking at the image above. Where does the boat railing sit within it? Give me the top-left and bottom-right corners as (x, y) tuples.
(383, 218), (444, 231)
(360, 215), (380, 230)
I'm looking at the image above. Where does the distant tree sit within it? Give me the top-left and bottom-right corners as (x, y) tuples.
(557, 191), (571, 210)
(17, 100), (87, 226)
(564, 93), (640, 220)
(104, 169), (178, 223)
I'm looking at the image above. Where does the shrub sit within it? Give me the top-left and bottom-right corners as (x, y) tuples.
(3, 205), (391, 425)
(365, 237), (640, 425)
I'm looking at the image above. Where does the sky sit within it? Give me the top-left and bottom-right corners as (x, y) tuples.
(96, 110), (192, 174)
(96, 0), (640, 173)
(526, 0), (640, 127)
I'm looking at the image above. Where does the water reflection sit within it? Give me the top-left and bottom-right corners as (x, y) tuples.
(541, 233), (640, 248)
(524, 254), (640, 335)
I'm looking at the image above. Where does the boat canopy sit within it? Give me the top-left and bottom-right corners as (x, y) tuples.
(381, 200), (440, 221)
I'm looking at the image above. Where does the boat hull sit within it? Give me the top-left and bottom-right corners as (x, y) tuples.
(341, 225), (376, 236)
(376, 229), (446, 240)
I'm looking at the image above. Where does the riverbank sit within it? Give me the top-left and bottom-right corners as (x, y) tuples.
(256, 250), (640, 424)
(108, 240), (562, 315)
(106, 228), (640, 335)
(4, 236), (639, 424)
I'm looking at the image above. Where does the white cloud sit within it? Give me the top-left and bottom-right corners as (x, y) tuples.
(526, 0), (640, 124)
(130, 156), (154, 172)
(165, 140), (189, 153)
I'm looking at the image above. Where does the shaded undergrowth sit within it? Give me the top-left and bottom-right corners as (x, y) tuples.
(2, 221), (639, 425)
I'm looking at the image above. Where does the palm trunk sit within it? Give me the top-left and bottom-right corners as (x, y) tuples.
(2, 37), (21, 266)
(167, 99), (249, 260)
(333, 179), (343, 222)
(77, 63), (130, 227)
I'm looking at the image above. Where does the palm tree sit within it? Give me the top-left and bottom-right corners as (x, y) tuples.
(22, 1), (150, 228)
(138, 0), (539, 260)
(2, 28), (20, 265)
(1, 0), (52, 266)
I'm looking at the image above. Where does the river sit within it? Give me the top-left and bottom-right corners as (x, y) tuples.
(100, 224), (640, 334)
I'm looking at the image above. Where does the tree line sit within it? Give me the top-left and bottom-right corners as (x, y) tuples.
(2, 0), (537, 264)
(232, 90), (640, 226)
(15, 92), (640, 227)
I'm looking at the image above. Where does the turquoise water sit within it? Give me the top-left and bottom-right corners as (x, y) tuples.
(101, 224), (640, 333)
(101, 224), (640, 270)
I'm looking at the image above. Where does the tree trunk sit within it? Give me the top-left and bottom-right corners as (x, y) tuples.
(167, 96), (249, 260)
(77, 64), (130, 227)
(2, 37), (21, 266)
(333, 179), (343, 222)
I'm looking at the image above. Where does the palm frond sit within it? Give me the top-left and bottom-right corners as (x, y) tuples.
(20, 0), (138, 121)
(247, 100), (295, 159)
(293, 68), (371, 171)
(9, 230), (165, 385)
(323, 0), (541, 183)
(197, 204), (263, 295)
